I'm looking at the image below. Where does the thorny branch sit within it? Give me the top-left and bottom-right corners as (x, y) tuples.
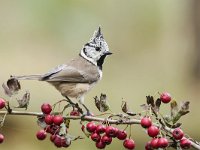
(0, 110), (200, 149)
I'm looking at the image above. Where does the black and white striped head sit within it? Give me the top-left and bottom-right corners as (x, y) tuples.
(80, 27), (112, 69)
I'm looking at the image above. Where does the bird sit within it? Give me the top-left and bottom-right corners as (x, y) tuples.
(11, 27), (112, 114)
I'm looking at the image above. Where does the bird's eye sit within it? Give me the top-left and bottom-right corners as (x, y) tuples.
(95, 47), (101, 51)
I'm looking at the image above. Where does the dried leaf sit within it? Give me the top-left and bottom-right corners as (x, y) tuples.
(179, 101), (190, 115)
(37, 117), (47, 129)
(146, 95), (155, 107)
(64, 119), (70, 128)
(16, 91), (30, 110)
(140, 104), (149, 111)
(154, 98), (161, 112)
(121, 101), (136, 116)
(94, 96), (100, 110)
(172, 123), (182, 128)
(163, 115), (171, 123)
(7, 78), (21, 93)
(2, 83), (13, 97)
(171, 101), (190, 124)
(100, 94), (106, 101)
(170, 100), (178, 118)
(94, 94), (110, 112)
(99, 94), (110, 112)
(121, 101), (129, 113)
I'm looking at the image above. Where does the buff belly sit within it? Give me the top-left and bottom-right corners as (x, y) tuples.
(51, 82), (93, 98)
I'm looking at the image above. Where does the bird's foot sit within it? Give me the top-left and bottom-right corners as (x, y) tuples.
(65, 96), (84, 114)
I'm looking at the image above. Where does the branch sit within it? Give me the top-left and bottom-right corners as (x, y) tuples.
(0, 110), (199, 149)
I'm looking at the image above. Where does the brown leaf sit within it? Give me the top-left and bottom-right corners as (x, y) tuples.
(2, 83), (13, 97)
(121, 101), (129, 113)
(177, 101), (190, 116)
(7, 77), (21, 93)
(121, 101), (136, 116)
(94, 94), (110, 112)
(94, 96), (100, 110)
(170, 100), (178, 118)
(154, 98), (161, 112)
(16, 91), (30, 110)
(171, 101), (190, 124)
(146, 95), (155, 107)
(172, 123), (182, 128)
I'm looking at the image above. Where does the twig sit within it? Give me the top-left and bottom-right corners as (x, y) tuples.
(0, 110), (200, 149)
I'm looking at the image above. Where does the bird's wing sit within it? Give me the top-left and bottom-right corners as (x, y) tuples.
(41, 64), (99, 83)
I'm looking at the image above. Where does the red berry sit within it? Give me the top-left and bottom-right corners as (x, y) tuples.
(53, 115), (64, 126)
(101, 134), (112, 145)
(36, 130), (47, 140)
(70, 110), (80, 116)
(50, 134), (56, 142)
(172, 128), (184, 140)
(150, 138), (159, 149)
(160, 92), (171, 103)
(117, 130), (127, 140)
(0, 98), (6, 109)
(86, 122), (96, 133)
(145, 141), (153, 150)
(96, 125), (106, 134)
(141, 117), (152, 128)
(64, 138), (71, 148)
(45, 114), (54, 125)
(54, 135), (62, 148)
(46, 125), (60, 134)
(105, 126), (118, 137)
(147, 126), (159, 137)
(157, 137), (168, 148)
(61, 136), (71, 148)
(96, 141), (106, 149)
(180, 138), (191, 149)
(91, 132), (101, 142)
(123, 139), (135, 150)
(41, 103), (52, 114)
(0, 133), (4, 144)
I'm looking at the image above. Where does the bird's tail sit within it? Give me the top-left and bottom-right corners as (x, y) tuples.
(11, 74), (42, 80)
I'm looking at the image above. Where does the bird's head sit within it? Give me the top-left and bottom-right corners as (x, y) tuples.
(80, 27), (112, 69)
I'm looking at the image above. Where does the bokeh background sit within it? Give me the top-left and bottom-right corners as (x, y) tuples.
(0, 0), (200, 149)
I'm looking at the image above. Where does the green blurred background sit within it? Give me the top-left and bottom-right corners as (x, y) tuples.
(0, 0), (200, 149)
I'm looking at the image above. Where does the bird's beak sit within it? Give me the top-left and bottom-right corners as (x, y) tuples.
(104, 51), (113, 55)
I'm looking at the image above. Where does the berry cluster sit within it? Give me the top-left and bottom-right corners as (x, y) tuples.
(140, 92), (191, 149)
(0, 92), (195, 149)
(36, 103), (71, 148)
(141, 117), (168, 149)
(84, 122), (135, 149)
(0, 98), (6, 144)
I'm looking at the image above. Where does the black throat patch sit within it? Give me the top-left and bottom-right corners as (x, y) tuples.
(97, 55), (107, 70)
